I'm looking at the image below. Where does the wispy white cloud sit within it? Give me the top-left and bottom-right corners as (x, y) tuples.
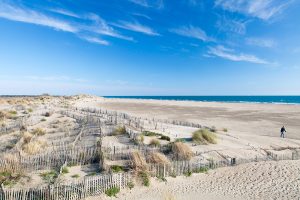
(207, 45), (271, 64)
(129, 0), (164, 9)
(80, 36), (109, 46)
(0, 2), (134, 45)
(170, 25), (215, 42)
(216, 16), (249, 34)
(132, 13), (152, 20)
(215, 0), (293, 20)
(113, 21), (159, 36)
(0, 2), (78, 32)
(48, 8), (80, 18)
(246, 37), (276, 48)
(85, 14), (134, 41)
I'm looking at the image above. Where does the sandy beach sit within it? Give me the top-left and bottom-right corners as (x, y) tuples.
(0, 95), (299, 200)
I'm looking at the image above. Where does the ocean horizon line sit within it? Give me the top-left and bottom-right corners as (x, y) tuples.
(103, 95), (300, 105)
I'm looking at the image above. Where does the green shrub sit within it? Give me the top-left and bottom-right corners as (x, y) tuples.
(157, 175), (167, 182)
(87, 172), (97, 176)
(184, 171), (192, 177)
(40, 170), (57, 183)
(8, 110), (17, 115)
(127, 181), (134, 190)
(111, 165), (124, 173)
(139, 171), (150, 187)
(160, 135), (170, 141)
(28, 108), (33, 113)
(222, 128), (228, 132)
(105, 187), (120, 197)
(41, 118), (46, 122)
(142, 131), (162, 137)
(71, 174), (80, 178)
(193, 166), (208, 173)
(61, 167), (69, 174)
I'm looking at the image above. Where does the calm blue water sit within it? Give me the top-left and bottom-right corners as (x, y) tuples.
(104, 96), (300, 104)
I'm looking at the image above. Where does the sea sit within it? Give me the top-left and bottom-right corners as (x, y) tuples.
(104, 96), (300, 105)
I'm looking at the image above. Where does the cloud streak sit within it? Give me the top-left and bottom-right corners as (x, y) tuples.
(246, 37), (276, 48)
(0, 2), (134, 45)
(113, 21), (159, 36)
(216, 16), (249, 34)
(207, 45), (271, 64)
(80, 36), (109, 46)
(129, 0), (164, 9)
(215, 0), (293, 20)
(170, 25), (214, 42)
(0, 2), (78, 32)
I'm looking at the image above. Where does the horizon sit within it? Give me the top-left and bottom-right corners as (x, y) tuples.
(1, 0), (300, 95)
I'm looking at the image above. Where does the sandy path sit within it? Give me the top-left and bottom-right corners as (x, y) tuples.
(88, 160), (300, 200)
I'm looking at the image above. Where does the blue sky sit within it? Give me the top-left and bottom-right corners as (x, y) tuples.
(0, 0), (300, 95)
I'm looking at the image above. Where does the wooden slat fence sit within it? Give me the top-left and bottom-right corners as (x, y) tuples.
(0, 172), (131, 200)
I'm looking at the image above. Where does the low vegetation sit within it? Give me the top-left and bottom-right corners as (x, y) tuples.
(111, 165), (124, 173)
(172, 142), (193, 160)
(71, 174), (80, 178)
(192, 129), (217, 144)
(139, 171), (150, 187)
(113, 126), (126, 135)
(61, 167), (69, 174)
(22, 132), (33, 144)
(160, 135), (170, 141)
(222, 128), (228, 132)
(40, 170), (57, 184)
(22, 139), (48, 155)
(127, 181), (134, 190)
(149, 139), (160, 147)
(193, 166), (209, 173)
(148, 152), (170, 165)
(32, 128), (46, 136)
(131, 151), (148, 171)
(105, 187), (120, 197)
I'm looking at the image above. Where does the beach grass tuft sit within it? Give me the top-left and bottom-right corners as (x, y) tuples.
(192, 129), (217, 144)
(172, 142), (193, 160)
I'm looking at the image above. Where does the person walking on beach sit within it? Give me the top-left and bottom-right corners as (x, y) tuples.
(280, 126), (287, 138)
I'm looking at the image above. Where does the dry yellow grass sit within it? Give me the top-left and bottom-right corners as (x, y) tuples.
(149, 138), (160, 147)
(22, 139), (48, 155)
(22, 132), (33, 144)
(131, 151), (148, 171)
(0, 111), (6, 121)
(32, 128), (46, 136)
(0, 154), (23, 175)
(148, 152), (170, 165)
(172, 142), (193, 160)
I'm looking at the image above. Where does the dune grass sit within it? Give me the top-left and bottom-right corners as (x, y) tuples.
(22, 139), (48, 155)
(113, 126), (126, 136)
(147, 152), (170, 165)
(172, 142), (193, 160)
(192, 129), (217, 144)
(32, 128), (46, 136)
(22, 132), (33, 144)
(149, 139), (160, 147)
(130, 151), (148, 171)
(111, 165), (124, 173)
(105, 187), (120, 197)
